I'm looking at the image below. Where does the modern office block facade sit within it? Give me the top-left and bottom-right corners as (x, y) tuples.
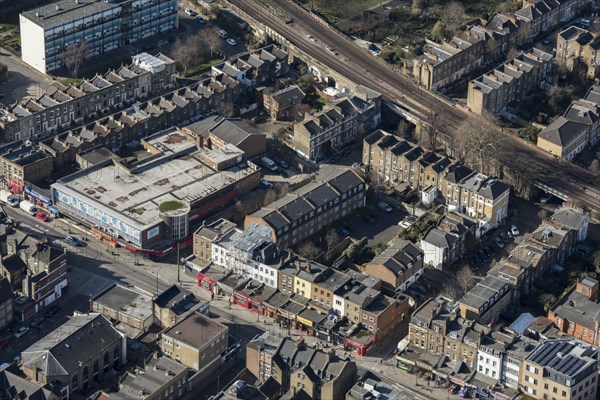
(20, 0), (178, 74)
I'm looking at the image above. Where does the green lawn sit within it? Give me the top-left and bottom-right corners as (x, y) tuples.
(183, 57), (223, 77)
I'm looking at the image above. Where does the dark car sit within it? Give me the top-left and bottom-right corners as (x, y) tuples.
(484, 245), (495, 258)
(338, 228), (350, 237)
(367, 212), (380, 221)
(276, 159), (289, 169)
(499, 232), (510, 243)
(44, 306), (60, 318)
(478, 249), (489, 261)
(362, 214), (375, 224)
(472, 255), (483, 266)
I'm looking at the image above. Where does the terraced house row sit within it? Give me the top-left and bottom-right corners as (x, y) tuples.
(0, 52), (176, 142)
(245, 169), (366, 248)
(363, 130), (511, 237)
(413, 0), (589, 91)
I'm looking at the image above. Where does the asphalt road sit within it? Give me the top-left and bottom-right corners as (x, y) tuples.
(227, 0), (600, 212)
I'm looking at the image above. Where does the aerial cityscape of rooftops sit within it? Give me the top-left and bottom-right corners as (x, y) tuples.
(1, 0), (600, 399)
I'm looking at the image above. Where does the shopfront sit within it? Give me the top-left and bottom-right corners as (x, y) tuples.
(232, 290), (251, 309)
(345, 332), (377, 356)
(197, 273), (219, 295)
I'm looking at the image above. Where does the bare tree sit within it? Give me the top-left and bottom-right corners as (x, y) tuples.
(441, 2), (465, 34)
(324, 228), (341, 253)
(60, 41), (87, 78)
(457, 115), (505, 175)
(204, 27), (223, 59)
(456, 265), (474, 294)
(539, 293), (557, 312)
(442, 283), (460, 301)
(423, 110), (440, 150)
(170, 33), (210, 74)
(297, 240), (321, 260)
(367, 170), (386, 200)
(506, 46), (519, 61)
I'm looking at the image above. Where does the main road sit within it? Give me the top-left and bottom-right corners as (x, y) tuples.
(228, 0), (600, 211)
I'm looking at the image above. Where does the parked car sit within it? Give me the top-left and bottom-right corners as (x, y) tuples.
(226, 38), (237, 46)
(184, 8), (195, 16)
(484, 246), (495, 259)
(495, 236), (505, 248)
(398, 215), (417, 228)
(14, 327), (29, 338)
(306, 34), (317, 42)
(64, 236), (83, 247)
(378, 201), (393, 213)
(260, 178), (273, 189)
(499, 232), (510, 243)
(367, 212), (380, 221)
(276, 159), (289, 169)
(36, 211), (49, 222)
(12, 355), (21, 364)
(511, 225), (520, 236)
(338, 228), (351, 237)
(362, 214), (376, 224)
(45, 306), (60, 318)
(478, 249), (489, 261)
(540, 193), (553, 203)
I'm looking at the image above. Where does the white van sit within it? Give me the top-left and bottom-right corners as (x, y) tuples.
(260, 156), (278, 172)
(218, 29), (228, 39)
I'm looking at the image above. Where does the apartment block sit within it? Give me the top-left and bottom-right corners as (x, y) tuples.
(556, 26), (600, 77)
(21, 313), (125, 398)
(467, 48), (553, 115)
(364, 240), (424, 293)
(192, 218), (236, 264)
(548, 277), (600, 347)
(264, 85), (306, 121)
(247, 335), (356, 399)
(413, 31), (486, 91)
(0, 52), (175, 142)
(19, 0), (178, 74)
(160, 311), (228, 372)
(537, 85), (600, 159)
(408, 298), (488, 369)
(458, 275), (513, 325)
(520, 339), (598, 400)
(291, 90), (382, 161)
(515, 0), (589, 39)
(245, 169), (365, 248)
(0, 142), (54, 190)
(363, 130), (511, 236)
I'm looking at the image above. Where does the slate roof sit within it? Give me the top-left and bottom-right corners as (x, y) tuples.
(21, 314), (121, 377)
(550, 207), (588, 232)
(538, 116), (588, 146)
(154, 285), (199, 316)
(369, 241), (423, 277)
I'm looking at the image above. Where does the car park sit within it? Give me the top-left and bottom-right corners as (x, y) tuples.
(260, 178), (273, 189)
(276, 159), (289, 169)
(511, 225), (520, 236)
(495, 236), (505, 248)
(14, 327), (29, 338)
(65, 236), (83, 247)
(378, 201), (393, 213)
(226, 38), (237, 46)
